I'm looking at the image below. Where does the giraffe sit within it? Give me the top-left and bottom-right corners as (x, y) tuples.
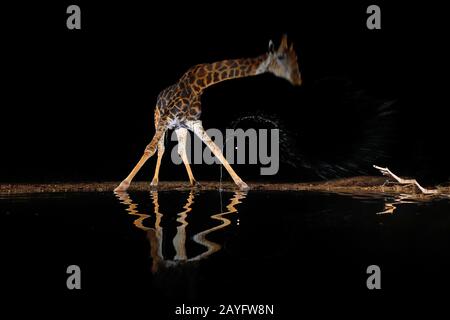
(115, 35), (301, 192)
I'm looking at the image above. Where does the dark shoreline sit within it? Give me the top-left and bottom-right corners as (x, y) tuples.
(1, 176), (449, 196)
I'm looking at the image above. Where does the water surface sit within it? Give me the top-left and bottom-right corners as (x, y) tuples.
(1, 190), (449, 316)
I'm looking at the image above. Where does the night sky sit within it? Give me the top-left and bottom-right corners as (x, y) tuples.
(2, 1), (449, 185)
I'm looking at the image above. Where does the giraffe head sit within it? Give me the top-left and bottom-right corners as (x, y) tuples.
(267, 35), (302, 86)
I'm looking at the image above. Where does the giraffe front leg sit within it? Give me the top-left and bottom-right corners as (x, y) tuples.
(151, 135), (166, 187)
(175, 128), (199, 186)
(187, 121), (249, 190)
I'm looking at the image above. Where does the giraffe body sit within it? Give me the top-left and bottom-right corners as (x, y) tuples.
(154, 54), (269, 128)
(115, 35), (301, 192)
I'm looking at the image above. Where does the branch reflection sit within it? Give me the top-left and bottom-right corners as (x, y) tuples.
(378, 193), (429, 215)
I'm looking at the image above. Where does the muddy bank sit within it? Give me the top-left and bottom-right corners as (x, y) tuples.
(1, 176), (449, 196)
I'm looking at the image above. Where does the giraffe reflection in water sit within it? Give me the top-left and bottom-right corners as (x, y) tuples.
(115, 190), (247, 273)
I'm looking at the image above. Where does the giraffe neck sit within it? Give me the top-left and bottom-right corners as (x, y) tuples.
(185, 53), (270, 93)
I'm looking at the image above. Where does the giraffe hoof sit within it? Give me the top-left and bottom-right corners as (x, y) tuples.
(150, 180), (159, 190)
(114, 180), (130, 192)
(236, 181), (249, 191)
(191, 180), (201, 188)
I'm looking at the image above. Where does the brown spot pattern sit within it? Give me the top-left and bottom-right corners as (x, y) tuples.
(154, 54), (268, 126)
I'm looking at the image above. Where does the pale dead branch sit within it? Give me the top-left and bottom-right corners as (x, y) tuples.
(373, 165), (439, 195)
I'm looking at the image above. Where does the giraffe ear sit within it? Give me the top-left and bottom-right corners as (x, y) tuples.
(268, 40), (275, 54)
(279, 34), (288, 51)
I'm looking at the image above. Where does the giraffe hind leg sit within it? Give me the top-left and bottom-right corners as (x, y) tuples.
(151, 133), (166, 187)
(115, 126), (167, 192)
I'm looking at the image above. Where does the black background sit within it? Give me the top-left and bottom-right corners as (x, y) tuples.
(2, 1), (450, 318)
(2, 1), (449, 184)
